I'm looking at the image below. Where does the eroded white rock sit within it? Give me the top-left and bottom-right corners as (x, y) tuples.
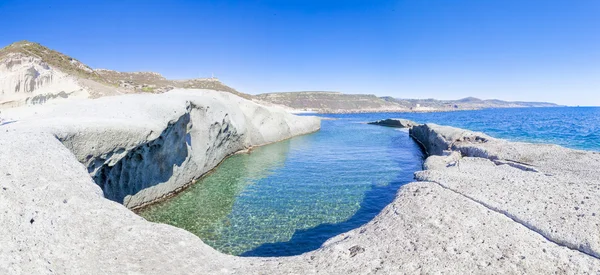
(0, 53), (89, 108)
(411, 123), (600, 259)
(2, 89), (320, 209)
(1, 111), (599, 274)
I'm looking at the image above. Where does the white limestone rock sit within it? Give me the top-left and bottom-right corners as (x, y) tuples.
(367, 118), (419, 128)
(2, 112), (599, 274)
(2, 89), (321, 209)
(411, 123), (600, 258)
(286, 182), (600, 274)
(0, 53), (89, 108)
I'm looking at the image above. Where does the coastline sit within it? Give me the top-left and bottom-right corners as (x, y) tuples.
(288, 105), (565, 115)
(2, 109), (599, 273)
(1, 89), (321, 209)
(130, 127), (320, 212)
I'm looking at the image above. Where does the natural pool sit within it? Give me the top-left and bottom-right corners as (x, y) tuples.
(139, 107), (600, 257)
(139, 116), (424, 256)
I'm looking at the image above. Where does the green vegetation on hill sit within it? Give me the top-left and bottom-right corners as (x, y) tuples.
(0, 41), (560, 109)
(254, 91), (406, 112)
(256, 91), (560, 113)
(1, 40), (104, 81)
(0, 40), (250, 99)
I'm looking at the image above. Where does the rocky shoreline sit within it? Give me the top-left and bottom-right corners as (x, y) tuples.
(0, 89), (320, 209)
(1, 110), (599, 274)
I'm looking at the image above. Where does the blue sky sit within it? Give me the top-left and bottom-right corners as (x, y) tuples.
(1, 0), (599, 105)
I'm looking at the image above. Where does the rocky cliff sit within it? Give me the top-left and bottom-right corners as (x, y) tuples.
(1, 89), (320, 209)
(0, 51), (90, 107)
(0, 41), (248, 109)
(2, 108), (599, 274)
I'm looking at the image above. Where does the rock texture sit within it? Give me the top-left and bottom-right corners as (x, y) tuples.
(410, 123), (600, 259)
(1, 109), (599, 274)
(367, 118), (418, 128)
(2, 89), (320, 209)
(0, 41), (249, 109)
(0, 52), (90, 107)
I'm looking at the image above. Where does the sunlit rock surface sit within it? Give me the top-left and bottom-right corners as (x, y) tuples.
(0, 52), (89, 108)
(1, 110), (599, 274)
(410, 123), (600, 259)
(1, 89), (320, 209)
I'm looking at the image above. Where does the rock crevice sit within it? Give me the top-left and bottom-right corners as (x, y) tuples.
(427, 178), (598, 260)
(90, 110), (191, 204)
(2, 89), (321, 209)
(2, 114), (599, 274)
(409, 123), (600, 259)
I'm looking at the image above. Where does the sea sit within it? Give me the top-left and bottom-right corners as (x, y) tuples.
(139, 107), (600, 257)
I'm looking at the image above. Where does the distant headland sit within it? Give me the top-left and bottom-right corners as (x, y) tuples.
(1, 41), (559, 113)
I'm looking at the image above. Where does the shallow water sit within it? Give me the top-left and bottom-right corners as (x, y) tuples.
(139, 116), (424, 256)
(139, 107), (600, 257)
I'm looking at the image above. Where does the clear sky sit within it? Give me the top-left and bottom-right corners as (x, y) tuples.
(1, 0), (599, 105)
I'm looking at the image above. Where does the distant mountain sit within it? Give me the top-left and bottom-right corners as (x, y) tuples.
(0, 41), (248, 108)
(256, 92), (560, 113)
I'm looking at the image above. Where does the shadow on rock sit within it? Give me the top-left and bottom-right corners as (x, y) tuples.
(92, 113), (190, 204)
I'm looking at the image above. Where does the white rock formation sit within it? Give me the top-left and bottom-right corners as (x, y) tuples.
(410, 123), (600, 259)
(0, 53), (90, 108)
(2, 89), (320, 209)
(367, 118), (418, 128)
(1, 107), (599, 274)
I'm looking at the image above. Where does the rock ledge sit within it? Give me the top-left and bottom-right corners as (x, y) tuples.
(1, 115), (599, 274)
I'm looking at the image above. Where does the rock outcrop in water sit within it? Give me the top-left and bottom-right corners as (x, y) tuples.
(2, 109), (599, 274)
(367, 118), (418, 128)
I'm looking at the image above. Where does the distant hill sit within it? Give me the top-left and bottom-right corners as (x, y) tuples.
(387, 97), (559, 110)
(254, 91), (408, 113)
(0, 41), (249, 108)
(0, 40), (560, 113)
(256, 91), (560, 113)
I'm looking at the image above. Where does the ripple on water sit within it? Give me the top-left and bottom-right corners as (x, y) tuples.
(139, 117), (424, 256)
(140, 107), (600, 256)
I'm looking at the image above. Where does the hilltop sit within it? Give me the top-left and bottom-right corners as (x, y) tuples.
(0, 41), (559, 112)
(256, 91), (560, 113)
(0, 41), (248, 108)
(254, 91), (408, 113)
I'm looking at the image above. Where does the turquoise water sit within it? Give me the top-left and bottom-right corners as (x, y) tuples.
(140, 116), (423, 256)
(140, 107), (600, 257)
